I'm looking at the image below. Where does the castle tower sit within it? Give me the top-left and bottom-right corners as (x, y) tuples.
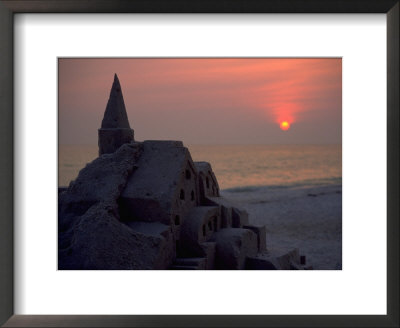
(98, 74), (134, 155)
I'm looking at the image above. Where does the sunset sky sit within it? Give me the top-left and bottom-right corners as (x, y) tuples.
(58, 58), (341, 145)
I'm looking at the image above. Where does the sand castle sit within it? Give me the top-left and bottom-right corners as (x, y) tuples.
(58, 74), (308, 270)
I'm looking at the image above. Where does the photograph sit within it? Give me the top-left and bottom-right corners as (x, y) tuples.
(58, 58), (342, 270)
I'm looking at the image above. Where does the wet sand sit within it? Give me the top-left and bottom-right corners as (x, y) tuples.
(221, 184), (342, 270)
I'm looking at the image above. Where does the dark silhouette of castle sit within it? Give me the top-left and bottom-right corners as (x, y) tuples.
(58, 74), (308, 270)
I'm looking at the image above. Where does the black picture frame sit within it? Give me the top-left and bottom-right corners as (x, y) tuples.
(0, 1), (398, 327)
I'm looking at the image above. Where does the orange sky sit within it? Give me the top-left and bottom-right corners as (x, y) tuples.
(58, 58), (341, 145)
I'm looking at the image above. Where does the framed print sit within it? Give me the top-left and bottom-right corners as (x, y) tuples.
(0, 1), (398, 327)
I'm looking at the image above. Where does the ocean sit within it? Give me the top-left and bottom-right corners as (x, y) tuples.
(58, 144), (341, 190)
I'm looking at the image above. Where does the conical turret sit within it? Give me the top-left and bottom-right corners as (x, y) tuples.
(101, 74), (131, 129)
(98, 74), (134, 155)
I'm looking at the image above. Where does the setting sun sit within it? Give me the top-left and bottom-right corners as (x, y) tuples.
(280, 121), (290, 131)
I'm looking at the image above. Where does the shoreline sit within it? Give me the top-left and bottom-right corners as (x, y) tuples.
(221, 183), (342, 270)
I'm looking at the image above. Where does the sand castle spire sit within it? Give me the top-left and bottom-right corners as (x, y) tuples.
(101, 73), (131, 129)
(98, 74), (134, 155)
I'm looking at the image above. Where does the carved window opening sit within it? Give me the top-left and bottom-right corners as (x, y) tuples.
(174, 215), (180, 225)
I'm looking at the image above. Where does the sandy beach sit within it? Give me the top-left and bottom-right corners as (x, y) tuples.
(221, 184), (342, 270)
